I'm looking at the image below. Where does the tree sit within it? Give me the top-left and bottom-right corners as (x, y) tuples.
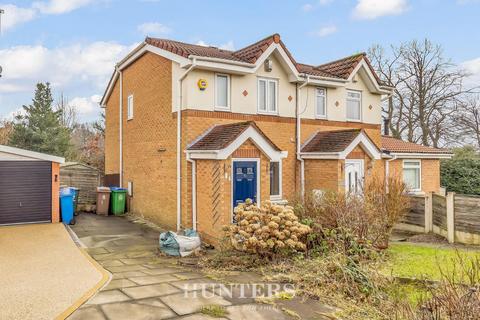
(369, 39), (471, 147)
(451, 95), (480, 149)
(8, 82), (72, 157)
(56, 93), (78, 130)
(0, 120), (13, 145)
(441, 146), (480, 195)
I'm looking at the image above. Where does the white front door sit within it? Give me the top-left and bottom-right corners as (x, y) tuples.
(345, 160), (364, 194)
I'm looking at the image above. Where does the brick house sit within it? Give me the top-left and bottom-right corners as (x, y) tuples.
(101, 34), (452, 243)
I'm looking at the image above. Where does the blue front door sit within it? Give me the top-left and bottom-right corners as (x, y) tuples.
(233, 161), (257, 210)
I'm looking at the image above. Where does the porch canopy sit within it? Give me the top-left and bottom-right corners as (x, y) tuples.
(186, 121), (287, 161)
(300, 129), (381, 159)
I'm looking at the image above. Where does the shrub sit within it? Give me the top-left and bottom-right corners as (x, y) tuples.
(223, 199), (311, 258)
(294, 176), (409, 255)
(441, 146), (480, 195)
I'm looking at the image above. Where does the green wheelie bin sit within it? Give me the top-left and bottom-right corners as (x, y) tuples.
(110, 187), (127, 215)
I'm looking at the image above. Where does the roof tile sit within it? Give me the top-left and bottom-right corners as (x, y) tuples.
(381, 136), (452, 154)
(301, 129), (362, 153)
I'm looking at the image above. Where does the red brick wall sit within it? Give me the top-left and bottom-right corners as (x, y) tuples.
(388, 158), (440, 193)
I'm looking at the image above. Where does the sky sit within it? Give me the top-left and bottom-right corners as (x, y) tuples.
(0, 0), (479, 123)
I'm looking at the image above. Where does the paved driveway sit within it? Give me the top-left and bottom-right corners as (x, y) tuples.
(69, 213), (334, 320)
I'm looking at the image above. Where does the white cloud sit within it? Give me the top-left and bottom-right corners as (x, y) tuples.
(0, 0), (95, 32)
(301, 4), (314, 11)
(68, 94), (101, 115)
(0, 41), (134, 94)
(0, 4), (37, 32)
(462, 57), (480, 88)
(32, 0), (94, 15)
(302, 0), (333, 12)
(352, 0), (409, 20)
(137, 22), (171, 36)
(196, 40), (235, 51)
(313, 25), (338, 37)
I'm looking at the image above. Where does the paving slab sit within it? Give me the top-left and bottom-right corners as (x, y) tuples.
(100, 260), (125, 267)
(142, 266), (184, 275)
(225, 304), (290, 320)
(172, 272), (205, 280)
(122, 283), (180, 299)
(275, 297), (338, 320)
(160, 292), (232, 315)
(170, 278), (222, 291)
(100, 300), (176, 320)
(106, 264), (148, 273)
(86, 247), (109, 255)
(120, 258), (157, 265)
(103, 278), (137, 291)
(129, 274), (179, 285)
(87, 290), (131, 305)
(112, 271), (148, 279)
(178, 315), (228, 320)
(67, 306), (106, 320)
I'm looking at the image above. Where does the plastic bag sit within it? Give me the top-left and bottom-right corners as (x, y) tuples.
(159, 229), (201, 257)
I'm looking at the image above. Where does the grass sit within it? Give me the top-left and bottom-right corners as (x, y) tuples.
(383, 242), (479, 281)
(199, 305), (228, 318)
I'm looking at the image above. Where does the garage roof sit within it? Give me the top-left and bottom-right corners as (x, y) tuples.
(0, 145), (65, 163)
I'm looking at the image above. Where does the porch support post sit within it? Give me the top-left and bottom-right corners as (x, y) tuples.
(446, 192), (455, 243)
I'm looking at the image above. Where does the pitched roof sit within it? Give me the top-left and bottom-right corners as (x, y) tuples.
(188, 121), (280, 151)
(381, 136), (452, 154)
(301, 129), (362, 153)
(145, 34), (385, 83)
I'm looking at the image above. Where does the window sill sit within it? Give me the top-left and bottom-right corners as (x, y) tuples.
(127, 118), (133, 121)
(346, 119), (362, 123)
(270, 197), (287, 205)
(214, 106), (231, 111)
(315, 115), (327, 120)
(257, 111), (279, 116)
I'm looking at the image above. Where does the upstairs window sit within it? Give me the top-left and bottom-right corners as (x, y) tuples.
(215, 74), (230, 109)
(316, 88), (327, 118)
(346, 90), (361, 121)
(403, 160), (421, 191)
(127, 94), (134, 120)
(258, 78), (278, 114)
(270, 161), (281, 199)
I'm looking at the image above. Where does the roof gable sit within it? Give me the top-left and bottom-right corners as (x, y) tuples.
(301, 129), (381, 160)
(186, 121), (287, 161)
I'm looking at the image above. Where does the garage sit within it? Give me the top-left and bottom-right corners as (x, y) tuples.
(0, 145), (64, 225)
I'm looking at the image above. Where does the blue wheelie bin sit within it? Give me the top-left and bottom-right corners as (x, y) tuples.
(60, 188), (75, 224)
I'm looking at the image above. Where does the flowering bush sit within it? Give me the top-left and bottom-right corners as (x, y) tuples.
(223, 199), (311, 256)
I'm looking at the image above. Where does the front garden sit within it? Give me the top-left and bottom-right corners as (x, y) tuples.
(199, 177), (480, 319)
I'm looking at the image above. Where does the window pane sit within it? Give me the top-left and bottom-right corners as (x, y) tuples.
(270, 162), (280, 196)
(404, 168), (420, 190)
(347, 100), (360, 120)
(259, 80), (266, 111)
(216, 75), (228, 107)
(268, 81), (276, 112)
(316, 95), (325, 117)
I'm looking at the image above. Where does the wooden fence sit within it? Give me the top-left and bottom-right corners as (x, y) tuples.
(60, 162), (103, 211)
(397, 192), (480, 245)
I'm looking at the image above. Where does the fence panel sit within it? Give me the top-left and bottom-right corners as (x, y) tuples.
(402, 195), (425, 227)
(432, 193), (447, 230)
(454, 195), (480, 235)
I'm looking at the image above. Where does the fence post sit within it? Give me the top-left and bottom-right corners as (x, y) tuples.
(425, 192), (433, 233)
(446, 192), (455, 243)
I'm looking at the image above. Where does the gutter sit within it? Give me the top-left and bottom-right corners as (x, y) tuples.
(296, 74), (310, 199)
(187, 55), (255, 68)
(176, 58), (197, 231)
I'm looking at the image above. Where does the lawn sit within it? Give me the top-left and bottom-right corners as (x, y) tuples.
(383, 242), (480, 281)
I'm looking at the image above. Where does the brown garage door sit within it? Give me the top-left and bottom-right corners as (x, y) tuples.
(0, 161), (52, 225)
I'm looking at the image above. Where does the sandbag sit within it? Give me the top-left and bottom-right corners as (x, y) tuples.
(159, 229), (201, 257)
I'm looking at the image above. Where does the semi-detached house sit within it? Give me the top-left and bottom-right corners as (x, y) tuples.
(101, 34), (452, 244)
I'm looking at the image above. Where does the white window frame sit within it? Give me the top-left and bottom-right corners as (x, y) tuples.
(127, 181), (133, 197)
(403, 160), (421, 192)
(269, 160), (282, 200)
(214, 73), (230, 110)
(346, 90), (362, 122)
(127, 94), (134, 120)
(315, 87), (327, 119)
(257, 77), (278, 115)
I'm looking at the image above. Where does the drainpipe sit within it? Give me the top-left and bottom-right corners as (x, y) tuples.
(187, 157), (197, 231)
(176, 58), (197, 231)
(117, 66), (123, 187)
(296, 75), (310, 199)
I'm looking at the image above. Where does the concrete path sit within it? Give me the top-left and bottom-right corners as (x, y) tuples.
(69, 213), (335, 320)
